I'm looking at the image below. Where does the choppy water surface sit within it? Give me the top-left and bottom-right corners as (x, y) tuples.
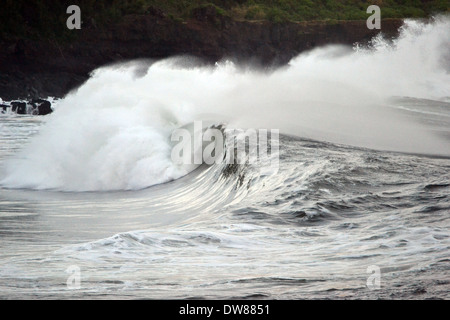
(0, 17), (449, 299)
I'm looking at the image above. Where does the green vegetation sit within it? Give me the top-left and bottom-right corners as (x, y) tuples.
(141, 0), (449, 22)
(0, 0), (448, 40)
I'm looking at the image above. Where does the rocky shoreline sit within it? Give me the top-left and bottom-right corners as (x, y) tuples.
(0, 9), (405, 101)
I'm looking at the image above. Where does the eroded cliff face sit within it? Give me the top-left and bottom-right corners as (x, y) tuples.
(0, 9), (404, 100)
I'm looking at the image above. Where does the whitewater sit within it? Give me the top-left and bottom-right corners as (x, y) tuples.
(0, 17), (449, 299)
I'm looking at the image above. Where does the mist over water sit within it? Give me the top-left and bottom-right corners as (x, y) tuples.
(1, 17), (449, 192)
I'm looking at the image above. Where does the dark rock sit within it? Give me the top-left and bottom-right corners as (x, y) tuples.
(10, 101), (27, 115)
(30, 99), (53, 115)
(1, 104), (8, 114)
